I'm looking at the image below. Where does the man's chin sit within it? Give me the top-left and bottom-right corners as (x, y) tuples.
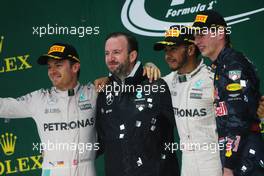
(200, 51), (209, 58)
(52, 81), (61, 87)
(169, 66), (178, 72)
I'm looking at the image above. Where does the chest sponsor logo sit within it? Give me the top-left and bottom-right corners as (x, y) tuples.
(173, 108), (207, 118)
(47, 96), (58, 105)
(106, 92), (114, 105)
(194, 79), (204, 89)
(121, 0), (264, 36)
(228, 70), (241, 81)
(136, 90), (143, 99)
(78, 92), (92, 110)
(78, 103), (92, 110)
(215, 101), (228, 117)
(79, 91), (88, 102)
(43, 118), (95, 131)
(190, 92), (202, 99)
(226, 83), (242, 91)
(44, 108), (61, 114)
(228, 93), (240, 98)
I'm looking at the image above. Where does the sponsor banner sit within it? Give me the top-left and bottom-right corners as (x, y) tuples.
(121, 0), (264, 36)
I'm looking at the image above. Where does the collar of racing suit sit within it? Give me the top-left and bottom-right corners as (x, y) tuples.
(211, 47), (231, 69)
(110, 61), (147, 86)
(51, 82), (81, 97)
(173, 59), (205, 83)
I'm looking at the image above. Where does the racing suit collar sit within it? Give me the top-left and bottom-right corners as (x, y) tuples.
(212, 47), (232, 66)
(173, 59), (205, 83)
(211, 47), (232, 72)
(110, 61), (146, 85)
(52, 82), (80, 97)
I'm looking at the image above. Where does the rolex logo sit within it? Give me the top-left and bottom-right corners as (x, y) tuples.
(0, 36), (32, 73)
(0, 133), (17, 156)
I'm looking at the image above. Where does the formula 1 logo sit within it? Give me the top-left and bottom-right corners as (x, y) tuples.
(121, 0), (264, 36)
(170, 0), (185, 6)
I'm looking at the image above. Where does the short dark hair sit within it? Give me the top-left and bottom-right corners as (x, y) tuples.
(105, 32), (138, 54)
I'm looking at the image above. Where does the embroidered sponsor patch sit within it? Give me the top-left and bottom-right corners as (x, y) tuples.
(240, 80), (246, 87)
(195, 15), (208, 23)
(228, 93), (240, 98)
(44, 108), (61, 114)
(228, 70), (241, 81)
(48, 45), (65, 54)
(215, 101), (228, 116)
(194, 80), (204, 89)
(190, 92), (202, 99)
(79, 92), (87, 102)
(106, 92), (114, 105)
(226, 83), (242, 91)
(165, 28), (180, 37)
(79, 103), (92, 110)
(136, 90), (143, 99)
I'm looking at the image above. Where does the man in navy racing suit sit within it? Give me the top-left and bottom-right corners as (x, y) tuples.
(193, 10), (264, 176)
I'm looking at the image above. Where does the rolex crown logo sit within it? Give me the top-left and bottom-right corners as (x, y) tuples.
(0, 133), (17, 156)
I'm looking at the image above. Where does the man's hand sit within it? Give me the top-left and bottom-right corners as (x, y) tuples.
(257, 96), (264, 118)
(143, 62), (161, 83)
(223, 168), (234, 176)
(94, 77), (109, 92)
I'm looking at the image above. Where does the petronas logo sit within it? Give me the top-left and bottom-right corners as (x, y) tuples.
(0, 133), (17, 156)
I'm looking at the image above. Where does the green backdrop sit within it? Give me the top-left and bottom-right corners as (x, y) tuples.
(0, 0), (263, 175)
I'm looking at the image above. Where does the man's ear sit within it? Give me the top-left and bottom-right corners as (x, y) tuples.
(218, 32), (225, 41)
(188, 44), (196, 56)
(129, 50), (138, 63)
(72, 62), (81, 73)
(216, 27), (226, 40)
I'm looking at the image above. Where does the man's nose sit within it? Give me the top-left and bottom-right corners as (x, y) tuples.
(108, 53), (116, 61)
(165, 52), (171, 60)
(48, 67), (56, 74)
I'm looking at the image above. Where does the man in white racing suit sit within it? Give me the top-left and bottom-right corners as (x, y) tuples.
(0, 43), (97, 176)
(154, 26), (222, 176)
